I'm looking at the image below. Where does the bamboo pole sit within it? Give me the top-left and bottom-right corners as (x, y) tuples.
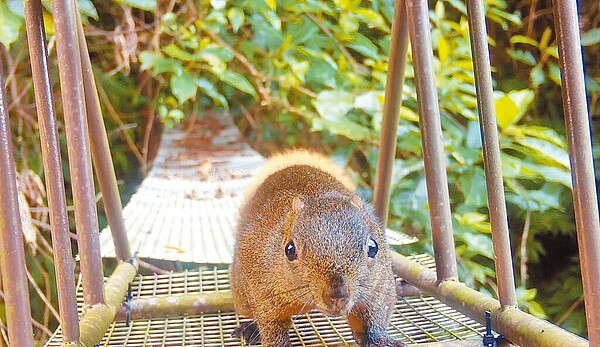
(78, 261), (138, 347)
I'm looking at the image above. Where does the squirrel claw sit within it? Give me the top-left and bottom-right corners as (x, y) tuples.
(232, 321), (261, 345)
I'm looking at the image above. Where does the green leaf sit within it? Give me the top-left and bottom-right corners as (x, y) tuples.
(459, 167), (488, 208)
(347, 33), (380, 60)
(305, 58), (337, 88)
(495, 90), (535, 129)
(220, 71), (258, 98)
(162, 44), (196, 61)
(311, 118), (370, 141)
(139, 51), (183, 75)
(77, 0), (99, 20)
(227, 8), (245, 33)
(548, 62), (562, 85)
(354, 8), (389, 32)
(0, 2), (22, 48)
(530, 65), (545, 87)
(196, 78), (228, 106)
(313, 90), (354, 121)
(170, 71), (197, 104)
(582, 28), (600, 46)
(288, 18), (320, 45)
(340, 13), (359, 33)
(263, 0), (277, 11)
(513, 125), (565, 147)
(509, 35), (539, 47)
(200, 47), (234, 63)
(506, 49), (537, 66)
(114, 0), (157, 10)
(210, 0), (226, 10)
(6, 0), (23, 17)
(514, 136), (570, 169)
(249, 15), (283, 50)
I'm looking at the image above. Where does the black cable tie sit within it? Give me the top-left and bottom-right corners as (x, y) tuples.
(125, 283), (133, 327)
(482, 310), (496, 347)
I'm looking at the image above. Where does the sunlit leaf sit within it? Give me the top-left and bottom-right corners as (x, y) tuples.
(582, 28), (600, 46)
(509, 35), (539, 47)
(495, 90), (535, 129)
(514, 136), (570, 169)
(347, 33), (380, 60)
(114, 0), (156, 11)
(530, 65), (545, 87)
(220, 71), (258, 98)
(0, 2), (22, 47)
(506, 49), (537, 66)
(139, 51), (183, 75)
(170, 71), (197, 104)
(196, 78), (228, 106)
(227, 8), (245, 33)
(77, 0), (98, 20)
(263, 0), (276, 11)
(547, 62), (562, 85)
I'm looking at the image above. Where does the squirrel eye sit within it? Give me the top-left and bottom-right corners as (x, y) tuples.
(367, 237), (378, 258)
(285, 241), (297, 261)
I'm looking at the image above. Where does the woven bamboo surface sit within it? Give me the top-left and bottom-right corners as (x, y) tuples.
(45, 254), (486, 346)
(99, 115), (416, 264)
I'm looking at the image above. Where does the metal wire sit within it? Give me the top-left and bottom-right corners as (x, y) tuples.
(46, 255), (485, 346)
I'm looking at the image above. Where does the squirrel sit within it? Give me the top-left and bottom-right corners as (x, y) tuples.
(230, 150), (406, 347)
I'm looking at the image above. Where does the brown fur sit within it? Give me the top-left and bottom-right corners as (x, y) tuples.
(230, 150), (406, 347)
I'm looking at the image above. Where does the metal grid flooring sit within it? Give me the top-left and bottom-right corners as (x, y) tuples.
(99, 115), (416, 264)
(45, 255), (486, 346)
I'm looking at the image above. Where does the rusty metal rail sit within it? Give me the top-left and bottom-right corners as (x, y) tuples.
(405, 0), (458, 282)
(23, 0), (81, 343)
(465, 0), (517, 308)
(52, 0), (106, 307)
(553, 0), (600, 344)
(0, 44), (36, 347)
(374, 0), (409, 226)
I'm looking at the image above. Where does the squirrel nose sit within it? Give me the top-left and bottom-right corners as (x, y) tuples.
(323, 286), (350, 314)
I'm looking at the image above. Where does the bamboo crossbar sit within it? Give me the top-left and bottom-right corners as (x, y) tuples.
(390, 252), (588, 347)
(78, 261), (138, 347)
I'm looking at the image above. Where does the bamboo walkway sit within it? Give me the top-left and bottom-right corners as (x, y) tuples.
(46, 114), (487, 346)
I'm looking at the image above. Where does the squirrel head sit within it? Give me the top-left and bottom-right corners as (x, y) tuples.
(281, 192), (388, 316)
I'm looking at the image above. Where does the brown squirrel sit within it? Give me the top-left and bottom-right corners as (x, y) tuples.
(230, 150), (406, 347)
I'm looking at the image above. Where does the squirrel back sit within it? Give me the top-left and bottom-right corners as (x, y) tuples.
(238, 150), (356, 236)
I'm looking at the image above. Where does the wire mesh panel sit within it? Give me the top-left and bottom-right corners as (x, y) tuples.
(45, 255), (486, 346)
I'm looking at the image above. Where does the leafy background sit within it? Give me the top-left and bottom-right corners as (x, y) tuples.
(0, 0), (599, 344)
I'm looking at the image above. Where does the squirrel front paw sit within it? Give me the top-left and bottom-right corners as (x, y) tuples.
(232, 321), (261, 345)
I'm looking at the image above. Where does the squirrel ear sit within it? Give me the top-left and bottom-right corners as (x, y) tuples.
(284, 196), (304, 240)
(292, 196), (304, 212)
(350, 194), (364, 210)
